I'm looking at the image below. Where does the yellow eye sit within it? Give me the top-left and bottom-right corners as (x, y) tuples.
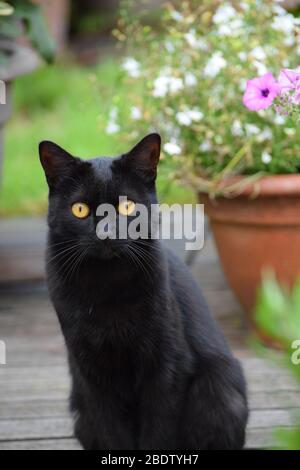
(71, 202), (90, 219)
(118, 200), (136, 216)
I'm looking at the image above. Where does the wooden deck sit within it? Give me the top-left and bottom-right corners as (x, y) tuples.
(0, 219), (300, 450)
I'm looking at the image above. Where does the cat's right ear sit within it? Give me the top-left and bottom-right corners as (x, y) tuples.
(39, 141), (77, 186)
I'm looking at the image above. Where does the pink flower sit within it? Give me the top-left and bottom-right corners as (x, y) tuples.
(243, 73), (280, 111)
(278, 68), (300, 92)
(278, 68), (300, 103)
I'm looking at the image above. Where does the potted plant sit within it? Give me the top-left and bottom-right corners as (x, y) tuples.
(109, 0), (300, 331)
(200, 68), (300, 321)
(0, 0), (55, 183)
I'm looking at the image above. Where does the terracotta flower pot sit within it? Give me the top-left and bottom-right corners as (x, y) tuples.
(200, 174), (300, 332)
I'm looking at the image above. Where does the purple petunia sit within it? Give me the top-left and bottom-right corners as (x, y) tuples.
(243, 73), (280, 111)
(278, 68), (300, 103)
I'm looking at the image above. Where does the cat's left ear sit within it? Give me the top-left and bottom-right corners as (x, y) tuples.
(122, 133), (161, 182)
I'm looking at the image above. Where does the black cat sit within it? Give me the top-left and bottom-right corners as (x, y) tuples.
(39, 134), (248, 450)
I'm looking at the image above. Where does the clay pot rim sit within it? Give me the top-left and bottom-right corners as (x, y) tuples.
(202, 174), (300, 198)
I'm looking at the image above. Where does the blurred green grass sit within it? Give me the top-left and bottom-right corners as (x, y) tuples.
(0, 60), (195, 216)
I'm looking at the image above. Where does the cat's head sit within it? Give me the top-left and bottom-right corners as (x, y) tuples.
(39, 134), (161, 259)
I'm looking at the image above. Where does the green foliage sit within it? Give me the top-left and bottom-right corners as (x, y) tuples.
(0, 2), (13, 16)
(114, 0), (300, 190)
(0, 0), (55, 62)
(0, 60), (194, 216)
(256, 275), (300, 345)
(255, 274), (300, 449)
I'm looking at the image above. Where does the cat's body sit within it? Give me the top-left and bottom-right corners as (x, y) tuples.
(40, 134), (248, 450)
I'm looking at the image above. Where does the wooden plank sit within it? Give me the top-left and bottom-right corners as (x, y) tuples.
(0, 365), (68, 380)
(0, 218), (46, 282)
(0, 400), (69, 420)
(249, 390), (300, 410)
(0, 417), (74, 441)
(248, 408), (298, 429)
(0, 358), (286, 380)
(0, 383), (69, 402)
(0, 438), (81, 450)
(246, 428), (278, 449)
(1, 358), (297, 387)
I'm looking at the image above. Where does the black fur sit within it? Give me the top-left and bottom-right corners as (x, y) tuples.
(39, 134), (248, 450)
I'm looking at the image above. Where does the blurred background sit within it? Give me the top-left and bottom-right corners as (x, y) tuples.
(0, 0), (194, 220)
(1, 0), (300, 217)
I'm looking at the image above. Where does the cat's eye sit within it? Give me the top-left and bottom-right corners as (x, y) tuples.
(118, 200), (136, 216)
(71, 202), (90, 219)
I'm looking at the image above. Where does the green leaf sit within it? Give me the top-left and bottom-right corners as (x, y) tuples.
(0, 15), (21, 37)
(0, 1), (14, 16)
(11, 1), (56, 63)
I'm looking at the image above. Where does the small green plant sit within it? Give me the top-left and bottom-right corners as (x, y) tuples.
(255, 274), (300, 449)
(111, 0), (300, 192)
(0, 0), (55, 63)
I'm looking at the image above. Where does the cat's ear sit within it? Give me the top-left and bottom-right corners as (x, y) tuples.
(39, 141), (78, 186)
(122, 133), (161, 182)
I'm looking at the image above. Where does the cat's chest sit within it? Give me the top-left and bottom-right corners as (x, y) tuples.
(70, 301), (164, 374)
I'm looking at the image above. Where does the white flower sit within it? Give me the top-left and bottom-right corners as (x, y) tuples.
(217, 19), (242, 37)
(240, 2), (249, 10)
(273, 5), (287, 16)
(217, 24), (232, 36)
(251, 47), (266, 61)
(165, 41), (175, 53)
(284, 36), (295, 47)
(231, 120), (244, 137)
(106, 107), (120, 134)
(185, 72), (197, 87)
(199, 140), (212, 152)
(213, 4), (236, 24)
(238, 52), (247, 62)
(169, 77), (184, 93)
(170, 10), (184, 22)
(253, 60), (268, 76)
(257, 128), (272, 142)
(122, 57), (141, 78)
(176, 108), (203, 126)
(152, 77), (170, 97)
(176, 112), (192, 126)
(245, 124), (260, 136)
(163, 142), (181, 155)
(231, 19), (243, 30)
(130, 106), (142, 120)
(204, 52), (227, 78)
(153, 76), (183, 97)
(184, 30), (209, 50)
(185, 30), (198, 48)
(196, 38), (209, 51)
(272, 14), (296, 35)
(261, 151), (272, 164)
(188, 109), (203, 121)
(106, 122), (120, 134)
(274, 114), (286, 125)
